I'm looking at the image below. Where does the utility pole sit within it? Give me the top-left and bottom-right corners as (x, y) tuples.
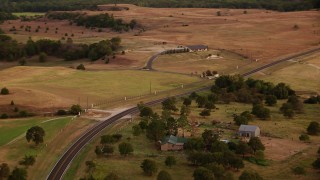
(149, 81), (152, 94)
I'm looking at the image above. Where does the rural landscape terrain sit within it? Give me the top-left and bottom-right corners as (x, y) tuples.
(0, 0), (320, 180)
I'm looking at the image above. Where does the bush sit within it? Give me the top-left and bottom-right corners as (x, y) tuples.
(292, 166), (306, 175)
(239, 170), (263, 180)
(157, 170), (171, 180)
(1, 87), (9, 95)
(76, 64), (85, 70)
(56, 109), (68, 116)
(299, 134), (310, 141)
(141, 159), (158, 176)
(307, 121), (320, 135)
(70, 104), (82, 115)
(39, 52), (47, 62)
(118, 142), (133, 156)
(19, 155), (36, 167)
(165, 156), (176, 167)
(193, 167), (213, 180)
(0, 113), (8, 119)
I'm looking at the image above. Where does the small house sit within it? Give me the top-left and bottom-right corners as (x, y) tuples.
(238, 125), (260, 138)
(161, 135), (187, 151)
(186, 45), (208, 52)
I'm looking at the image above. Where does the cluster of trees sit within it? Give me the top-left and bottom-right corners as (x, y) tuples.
(0, 35), (121, 62)
(185, 129), (265, 179)
(279, 95), (304, 118)
(0, 100), (35, 119)
(0, 12), (17, 23)
(95, 133), (134, 157)
(1, 0), (319, 12)
(134, 99), (191, 141)
(47, 12), (138, 32)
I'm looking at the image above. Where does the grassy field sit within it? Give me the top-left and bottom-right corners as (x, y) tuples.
(0, 66), (201, 109)
(12, 12), (45, 17)
(153, 49), (251, 74)
(252, 51), (320, 94)
(0, 116), (97, 179)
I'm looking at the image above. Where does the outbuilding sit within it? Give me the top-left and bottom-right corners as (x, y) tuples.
(185, 45), (208, 52)
(238, 125), (260, 138)
(161, 135), (187, 151)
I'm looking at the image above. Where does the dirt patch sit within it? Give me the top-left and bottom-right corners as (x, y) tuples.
(261, 136), (309, 161)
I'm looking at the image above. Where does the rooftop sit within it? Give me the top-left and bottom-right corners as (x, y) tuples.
(239, 125), (259, 132)
(186, 45), (208, 50)
(162, 135), (187, 145)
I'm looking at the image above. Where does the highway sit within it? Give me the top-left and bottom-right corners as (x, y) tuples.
(47, 47), (320, 180)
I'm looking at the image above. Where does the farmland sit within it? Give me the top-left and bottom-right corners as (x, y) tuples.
(0, 3), (320, 180)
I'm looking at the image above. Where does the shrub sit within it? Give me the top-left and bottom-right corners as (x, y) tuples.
(165, 156), (176, 167)
(118, 142), (133, 156)
(141, 159), (158, 176)
(56, 109), (67, 116)
(39, 52), (47, 62)
(1, 87), (9, 95)
(307, 121), (320, 135)
(299, 134), (310, 141)
(292, 166), (306, 175)
(193, 167), (213, 180)
(157, 170), (171, 180)
(76, 64), (85, 70)
(0, 114), (8, 119)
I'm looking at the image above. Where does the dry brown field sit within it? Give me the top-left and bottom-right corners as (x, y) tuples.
(1, 4), (319, 69)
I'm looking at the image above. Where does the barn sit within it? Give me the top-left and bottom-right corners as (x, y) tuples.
(160, 135), (187, 151)
(238, 125), (260, 138)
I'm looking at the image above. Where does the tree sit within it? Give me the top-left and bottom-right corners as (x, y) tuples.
(307, 121), (320, 135)
(139, 106), (153, 117)
(177, 115), (188, 135)
(287, 95), (304, 113)
(252, 104), (270, 120)
(273, 83), (294, 99)
(157, 170), (171, 180)
(0, 163), (10, 180)
(200, 109), (211, 118)
(193, 167), (213, 180)
(234, 115), (248, 126)
(165, 156), (176, 167)
(189, 92), (198, 99)
(132, 125), (143, 136)
(104, 172), (119, 180)
(265, 95), (277, 106)
(248, 137), (265, 153)
(312, 158), (320, 169)
(19, 155), (36, 167)
(70, 104), (82, 115)
(100, 135), (116, 145)
(38, 52), (47, 62)
(180, 105), (190, 116)
(118, 142), (133, 156)
(239, 170), (263, 180)
(1, 87), (9, 95)
(211, 141), (229, 153)
(26, 126), (45, 145)
(229, 156), (244, 170)
(8, 167), (27, 180)
(184, 138), (205, 151)
(25, 38), (38, 56)
(95, 146), (103, 157)
(205, 102), (215, 110)
(85, 161), (96, 174)
(183, 98), (192, 106)
(236, 141), (252, 157)
(102, 145), (114, 155)
(255, 150), (265, 161)
(77, 64), (85, 70)
(146, 119), (166, 141)
(196, 96), (207, 108)
(299, 134), (310, 141)
(141, 159), (158, 176)
(202, 130), (218, 146)
(205, 163), (225, 179)
(162, 97), (178, 112)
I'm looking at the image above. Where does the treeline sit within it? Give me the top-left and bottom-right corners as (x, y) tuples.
(0, 34), (121, 61)
(47, 12), (138, 32)
(1, 0), (319, 12)
(0, 12), (17, 23)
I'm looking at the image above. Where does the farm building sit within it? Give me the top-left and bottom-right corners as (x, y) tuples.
(238, 125), (260, 138)
(185, 45), (208, 52)
(161, 135), (187, 151)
